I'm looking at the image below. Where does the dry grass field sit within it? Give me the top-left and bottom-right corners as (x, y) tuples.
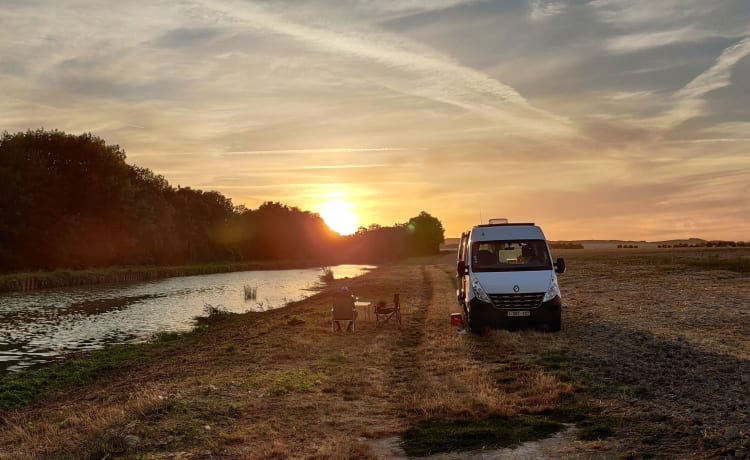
(0, 248), (748, 459)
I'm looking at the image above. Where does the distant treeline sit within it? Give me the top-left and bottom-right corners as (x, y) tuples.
(549, 242), (584, 249)
(657, 241), (749, 248)
(0, 129), (444, 273)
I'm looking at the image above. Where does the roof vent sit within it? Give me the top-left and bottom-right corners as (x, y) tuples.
(488, 218), (508, 224)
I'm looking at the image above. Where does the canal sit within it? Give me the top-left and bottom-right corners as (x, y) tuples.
(0, 264), (373, 372)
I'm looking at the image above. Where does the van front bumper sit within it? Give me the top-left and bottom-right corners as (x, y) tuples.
(468, 295), (562, 330)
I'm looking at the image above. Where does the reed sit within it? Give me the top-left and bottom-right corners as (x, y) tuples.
(244, 285), (258, 300)
(319, 266), (334, 283)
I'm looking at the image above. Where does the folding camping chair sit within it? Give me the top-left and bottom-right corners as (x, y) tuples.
(332, 289), (357, 332)
(374, 293), (401, 327)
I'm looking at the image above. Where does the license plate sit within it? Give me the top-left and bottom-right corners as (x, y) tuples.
(507, 310), (530, 317)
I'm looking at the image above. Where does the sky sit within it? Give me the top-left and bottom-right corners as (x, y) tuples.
(1, 0), (749, 240)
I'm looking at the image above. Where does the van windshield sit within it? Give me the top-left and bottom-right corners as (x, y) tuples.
(471, 240), (552, 272)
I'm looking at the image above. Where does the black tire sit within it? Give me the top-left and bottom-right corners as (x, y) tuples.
(467, 310), (486, 334)
(546, 315), (562, 332)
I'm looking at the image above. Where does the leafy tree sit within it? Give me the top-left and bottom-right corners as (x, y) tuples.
(0, 129), (449, 272)
(344, 224), (409, 263)
(406, 211), (445, 255)
(227, 202), (339, 262)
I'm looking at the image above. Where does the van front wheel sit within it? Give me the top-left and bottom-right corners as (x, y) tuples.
(466, 311), (487, 334)
(545, 315), (561, 332)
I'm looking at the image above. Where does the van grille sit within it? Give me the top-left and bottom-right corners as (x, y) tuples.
(489, 293), (544, 309)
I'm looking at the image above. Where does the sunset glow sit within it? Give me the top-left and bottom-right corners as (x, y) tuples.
(319, 200), (359, 236)
(2, 1), (749, 240)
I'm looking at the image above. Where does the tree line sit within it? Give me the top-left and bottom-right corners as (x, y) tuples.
(0, 130), (444, 273)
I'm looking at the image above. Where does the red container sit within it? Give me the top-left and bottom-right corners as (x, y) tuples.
(450, 313), (462, 326)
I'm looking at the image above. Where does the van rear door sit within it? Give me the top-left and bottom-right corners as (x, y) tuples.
(456, 232), (469, 302)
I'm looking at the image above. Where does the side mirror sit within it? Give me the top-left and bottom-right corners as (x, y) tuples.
(554, 258), (566, 274)
(457, 260), (467, 276)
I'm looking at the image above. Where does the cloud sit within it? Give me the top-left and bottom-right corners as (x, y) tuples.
(529, 0), (566, 22)
(702, 122), (750, 138)
(675, 37), (750, 99)
(605, 27), (723, 53)
(151, 27), (223, 49)
(591, 0), (748, 53)
(222, 147), (408, 155)
(654, 36), (750, 128)
(606, 91), (654, 100)
(351, 0), (484, 15)
(188, 0), (572, 135)
(589, 0), (714, 27)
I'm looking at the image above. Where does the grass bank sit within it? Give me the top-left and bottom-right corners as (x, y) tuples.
(0, 260), (334, 293)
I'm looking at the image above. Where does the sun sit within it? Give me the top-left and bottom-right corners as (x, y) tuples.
(319, 200), (359, 236)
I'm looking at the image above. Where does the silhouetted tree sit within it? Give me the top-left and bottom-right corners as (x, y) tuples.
(344, 224), (409, 263)
(0, 130), (235, 270)
(227, 202), (339, 262)
(406, 211), (445, 256)
(0, 129), (449, 272)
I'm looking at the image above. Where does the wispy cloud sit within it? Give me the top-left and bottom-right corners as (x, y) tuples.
(351, 0), (484, 15)
(591, 0), (746, 54)
(606, 91), (654, 100)
(605, 27), (722, 53)
(589, 0), (714, 27)
(529, 0), (566, 22)
(702, 122), (750, 137)
(223, 148), (406, 155)
(675, 37), (750, 99)
(192, 0), (572, 135)
(656, 36), (750, 127)
(298, 164), (391, 170)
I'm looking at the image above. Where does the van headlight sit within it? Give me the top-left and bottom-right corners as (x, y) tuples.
(472, 279), (492, 303)
(543, 277), (560, 302)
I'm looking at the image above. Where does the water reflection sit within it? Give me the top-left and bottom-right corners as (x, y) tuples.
(0, 264), (372, 372)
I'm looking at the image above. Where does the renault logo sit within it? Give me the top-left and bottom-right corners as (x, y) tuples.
(513, 285), (520, 293)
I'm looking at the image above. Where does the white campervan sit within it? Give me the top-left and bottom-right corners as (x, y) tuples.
(456, 220), (565, 332)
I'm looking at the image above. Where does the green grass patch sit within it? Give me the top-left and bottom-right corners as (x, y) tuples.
(538, 402), (619, 443)
(620, 384), (653, 399)
(246, 369), (325, 396)
(639, 423), (668, 445)
(0, 344), (146, 410)
(537, 349), (574, 371)
(541, 400), (601, 424)
(268, 370), (324, 396)
(401, 416), (564, 456)
(326, 351), (349, 365)
(576, 416), (619, 441)
(0, 323), (210, 410)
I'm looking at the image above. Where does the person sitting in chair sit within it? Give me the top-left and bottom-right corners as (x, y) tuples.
(332, 286), (358, 331)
